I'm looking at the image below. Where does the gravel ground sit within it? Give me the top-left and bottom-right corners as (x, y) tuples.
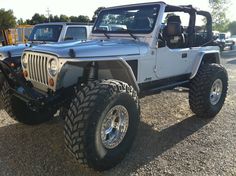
(0, 51), (236, 176)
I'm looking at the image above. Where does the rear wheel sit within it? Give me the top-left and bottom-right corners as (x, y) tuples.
(64, 80), (140, 171)
(189, 63), (228, 118)
(0, 79), (52, 125)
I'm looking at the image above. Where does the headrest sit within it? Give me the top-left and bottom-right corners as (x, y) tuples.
(134, 18), (151, 30)
(166, 23), (182, 36)
(167, 15), (181, 24)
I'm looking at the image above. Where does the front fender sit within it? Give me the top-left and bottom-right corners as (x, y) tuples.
(58, 57), (140, 92)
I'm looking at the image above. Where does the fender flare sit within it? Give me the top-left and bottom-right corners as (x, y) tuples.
(190, 51), (220, 79)
(59, 57), (140, 93)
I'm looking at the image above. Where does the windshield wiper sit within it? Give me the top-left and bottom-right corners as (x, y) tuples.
(95, 29), (110, 39)
(127, 30), (137, 40)
(103, 31), (110, 39)
(120, 29), (137, 40)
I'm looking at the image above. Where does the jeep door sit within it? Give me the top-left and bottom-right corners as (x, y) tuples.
(155, 11), (193, 80)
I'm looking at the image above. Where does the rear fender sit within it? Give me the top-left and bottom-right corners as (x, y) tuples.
(190, 51), (220, 79)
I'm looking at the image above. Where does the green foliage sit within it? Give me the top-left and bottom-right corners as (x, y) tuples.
(228, 21), (236, 35)
(0, 9), (16, 30)
(17, 18), (25, 25)
(22, 14), (91, 24)
(59, 15), (69, 22)
(30, 13), (47, 24)
(77, 15), (90, 23)
(209, 0), (230, 32)
(92, 7), (105, 22)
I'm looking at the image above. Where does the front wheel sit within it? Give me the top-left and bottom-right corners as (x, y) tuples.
(189, 63), (228, 118)
(64, 80), (140, 171)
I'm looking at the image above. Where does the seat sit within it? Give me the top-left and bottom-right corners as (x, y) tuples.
(132, 10), (152, 31)
(133, 17), (151, 31)
(163, 15), (185, 49)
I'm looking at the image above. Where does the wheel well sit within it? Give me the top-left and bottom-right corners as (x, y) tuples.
(190, 52), (220, 79)
(58, 60), (139, 92)
(201, 53), (220, 64)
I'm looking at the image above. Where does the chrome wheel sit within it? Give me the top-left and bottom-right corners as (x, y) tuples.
(210, 79), (223, 105)
(101, 105), (129, 149)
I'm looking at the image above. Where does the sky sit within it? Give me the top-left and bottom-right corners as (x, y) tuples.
(0, 0), (236, 21)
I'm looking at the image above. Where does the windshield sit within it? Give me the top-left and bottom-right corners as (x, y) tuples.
(231, 35), (236, 38)
(219, 34), (226, 40)
(65, 27), (87, 41)
(29, 25), (63, 42)
(93, 5), (160, 34)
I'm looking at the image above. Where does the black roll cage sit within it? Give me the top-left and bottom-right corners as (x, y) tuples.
(164, 4), (213, 47)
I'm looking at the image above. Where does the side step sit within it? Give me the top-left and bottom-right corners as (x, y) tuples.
(139, 80), (189, 97)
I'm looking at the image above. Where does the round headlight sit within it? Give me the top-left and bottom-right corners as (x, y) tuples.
(48, 58), (58, 77)
(0, 53), (6, 61)
(22, 54), (28, 68)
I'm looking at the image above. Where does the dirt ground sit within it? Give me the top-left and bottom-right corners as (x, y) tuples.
(0, 51), (235, 176)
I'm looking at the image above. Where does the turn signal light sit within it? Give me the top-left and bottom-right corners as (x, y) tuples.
(49, 78), (54, 87)
(23, 71), (28, 78)
(10, 63), (16, 68)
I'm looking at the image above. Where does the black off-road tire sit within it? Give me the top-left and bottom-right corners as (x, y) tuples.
(0, 80), (52, 125)
(189, 63), (228, 119)
(64, 80), (140, 171)
(0, 72), (4, 109)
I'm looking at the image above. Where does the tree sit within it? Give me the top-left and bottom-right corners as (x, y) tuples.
(77, 15), (90, 23)
(92, 7), (105, 22)
(69, 16), (78, 22)
(29, 13), (47, 24)
(17, 18), (25, 25)
(59, 15), (69, 22)
(228, 21), (236, 35)
(54, 15), (60, 22)
(209, 0), (230, 32)
(0, 9), (16, 30)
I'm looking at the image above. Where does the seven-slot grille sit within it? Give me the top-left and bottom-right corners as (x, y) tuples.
(27, 53), (49, 85)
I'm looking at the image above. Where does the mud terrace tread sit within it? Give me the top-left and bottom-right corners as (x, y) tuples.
(189, 63), (228, 118)
(64, 79), (139, 167)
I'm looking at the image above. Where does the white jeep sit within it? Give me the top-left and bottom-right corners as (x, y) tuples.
(0, 2), (228, 171)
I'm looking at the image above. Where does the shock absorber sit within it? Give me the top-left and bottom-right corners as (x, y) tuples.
(88, 62), (98, 82)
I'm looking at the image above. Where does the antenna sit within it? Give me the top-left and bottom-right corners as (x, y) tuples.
(46, 8), (51, 22)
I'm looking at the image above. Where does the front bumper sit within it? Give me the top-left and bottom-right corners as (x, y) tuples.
(0, 60), (74, 112)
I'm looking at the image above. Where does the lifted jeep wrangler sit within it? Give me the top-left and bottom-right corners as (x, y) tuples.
(0, 2), (228, 171)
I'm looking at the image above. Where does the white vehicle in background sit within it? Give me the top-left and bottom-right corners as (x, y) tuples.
(225, 34), (236, 50)
(0, 22), (93, 62)
(216, 33), (235, 51)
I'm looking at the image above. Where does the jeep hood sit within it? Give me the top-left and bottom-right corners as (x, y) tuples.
(0, 41), (57, 59)
(0, 44), (30, 59)
(25, 39), (148, 58)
